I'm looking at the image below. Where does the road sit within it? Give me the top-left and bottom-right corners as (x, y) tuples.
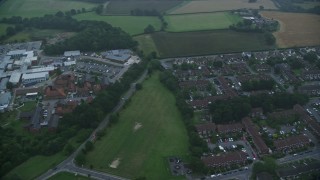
(36, 70), (148, 180)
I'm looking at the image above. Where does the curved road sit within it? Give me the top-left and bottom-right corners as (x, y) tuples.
(37, 70), (148, 180)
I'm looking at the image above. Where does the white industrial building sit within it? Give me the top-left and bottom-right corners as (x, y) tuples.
(9, 71), (22, 85)
(7, 49), (26, 57)
(26, 66), (55, 74)
(63, 60), (76, 66)
(64, 50), (80, 57)
(22, 72), (48, 84)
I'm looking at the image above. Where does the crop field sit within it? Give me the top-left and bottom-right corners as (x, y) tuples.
(170, 0), (278, 14)
(74, 12), (161, 35)
(261, 11), (320, 48)
(105, 0), (183, 15)
(151, 30), (275, 57)
(0, 0), (97, 18)
(293, 2), (320, 9)
(84, 72), (189, 179)
(165, 12), (241, 32)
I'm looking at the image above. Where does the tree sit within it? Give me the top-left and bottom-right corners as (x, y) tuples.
(75, 151), (86, 165)
(55, 11), (64, 17)
(135, 83), (142, 90)
(63, 143), (74, 155)
(144, 24), (155, 34)
(264, 32), (276, 45)
(6, 82), (13, 90)
(6, 27), (16, 36)
(95, 5), (103, 15)
(85, 141), (94, 152)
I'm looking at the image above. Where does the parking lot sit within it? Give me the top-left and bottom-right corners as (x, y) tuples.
(168, 157), (192, 176)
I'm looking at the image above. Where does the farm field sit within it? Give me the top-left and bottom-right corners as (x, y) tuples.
(105, 0), (183, 15)
(0, 0), (97, 18)
(170, 0), (277, 14)
(151, 30), (275, 57)
(165, 12), (241, 32)
(134, 34), (159, 56)
(293, 2), (320, 9)
(84, 72), (189, 179)
(4, 153), (66, 180)
(261, 11), (320, 48)
(48, 172), (91, 180)
(74, 12), (161, 35)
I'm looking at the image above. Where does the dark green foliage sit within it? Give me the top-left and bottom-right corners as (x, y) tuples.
(144, 24), (155, 34)
(242, 79), (275, 91)
(303, 52), (318, 63)
(264, 32), (276, 45)
(75, 151), (86, 166)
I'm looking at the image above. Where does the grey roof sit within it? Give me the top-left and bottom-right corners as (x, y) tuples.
(64, 50), (80, 57)
(101, 49), (132, 62)
(0, 78), (9, 90)
(7, 49), (26, 56)
(0, 92), (11, 106)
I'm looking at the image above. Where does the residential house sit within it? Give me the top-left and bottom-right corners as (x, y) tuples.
(202, 151), (247, 168)
(274, 134), (310, 152)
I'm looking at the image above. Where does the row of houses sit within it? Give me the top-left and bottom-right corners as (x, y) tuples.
(273, 134), (310, 152)
(202, 151), (248, 168)
(195, 122), (243, 137)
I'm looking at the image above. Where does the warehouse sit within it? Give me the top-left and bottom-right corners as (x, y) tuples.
(22, 72), (48, 85)
(9, 71), (22, 85)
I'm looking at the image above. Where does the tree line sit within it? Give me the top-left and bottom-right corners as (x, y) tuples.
(0, 14), (137, 54)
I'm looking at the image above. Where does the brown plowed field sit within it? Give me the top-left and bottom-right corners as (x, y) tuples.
(261, 11), (320, 48)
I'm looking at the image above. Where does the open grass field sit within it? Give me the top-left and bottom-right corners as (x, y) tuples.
(74, 12), (161, 35)
(134, 34), (159, 56)
(170, 0), (278, 14)
(293, 2), (320, 9)
(165, 12), (241, 32)
(261, 11), (320, 48)
(4, 153), (66, 180)
(48, 172), (91, 180)
(0, 0), (97, 18)
(151, 30), (275, 57)
(85, 72), (189, 179)
(105, 0), (183, 15)
(0, 23), (12, 36)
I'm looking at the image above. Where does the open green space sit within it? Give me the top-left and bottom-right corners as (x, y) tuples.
(4, 31), (31, 43)
(105, 0), (183, 15)
(133, 34), (159, 56)
(0, 0), (97, 18)
(48, 172), (91, 180)
(19, 101), (37, 112)
(74, 12), (161, 35)
(0, 23), (12, 36)
(4, 153), (66, 180)
(165, 12), (241, 32)
(85, 72), (189, 179)
(151, 30), (276, 57)
(293, 2), (320, 9)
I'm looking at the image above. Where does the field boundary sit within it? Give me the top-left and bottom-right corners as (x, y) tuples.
(165, 0), (190, 14)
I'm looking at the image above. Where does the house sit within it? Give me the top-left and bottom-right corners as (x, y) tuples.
(195, 123), (216, 137)
(216, 123), (243, 134)
(301, 70), (320, 81)
(274, 134), (310, 152)
(298, 85), (320, 96)
(202, 151), (247, 168)
(55, 100), (79, 116)
(179, 80), (210, 90)
(242, 117), (269, 154)
(64, 50), (80, 57)
(267, 109), (297, 120)
(44, 86), (66, 100)
(0, 92), (11, 111)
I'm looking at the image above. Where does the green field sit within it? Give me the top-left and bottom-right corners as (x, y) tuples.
(105, 0), (183, 15)
(48, 172), (91, 180)
(151, 30), (276, 57)
(293, 2), (320, 9)
(4, 153), (66, 180)
(0, 0), (97, 18)
(134, 34), (159, 56)
(85, 72), (189, 179)
(0, 23), (12, 36)
(165, 12), (241, 32)
(74, 12), (161, 35)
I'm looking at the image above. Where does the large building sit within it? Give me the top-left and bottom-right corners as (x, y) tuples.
(9, 71), (22, 85)
(22, 72), (49, 85)
(101, 49), (132, 63)
(0, 92), (11, 111)
(64, 50), (80, 57)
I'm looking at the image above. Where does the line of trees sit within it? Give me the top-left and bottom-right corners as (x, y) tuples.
(0, 14), (137, 54)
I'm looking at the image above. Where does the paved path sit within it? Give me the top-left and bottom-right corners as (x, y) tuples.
(37, 70), (148, 180)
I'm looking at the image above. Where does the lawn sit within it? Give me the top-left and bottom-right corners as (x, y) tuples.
(170, 0), (277, 14)
(4, 31), (31, 43)
(74, 12), (161, 35)
(165, 12), (241, 32)
(0, 0), (97, 18)
(133, 34), (159, 56)
(0, 23), (12, 36)
(4, 153), (66, 180)
(261, 11), (320, 48)
(105, 0), (183, 15)
(48, 172), (91, 180)
(85, 72), (189, 179)
(19, 101), (37, 112)
(151, 30), (276, 58)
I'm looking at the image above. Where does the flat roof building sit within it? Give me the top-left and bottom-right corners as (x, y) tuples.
(9, 71), (22, 85)
(0, 78), (9, 91)
(0, 92), (11, 111)
(64, 50), (80, 57)
(22, 72), (48, 84)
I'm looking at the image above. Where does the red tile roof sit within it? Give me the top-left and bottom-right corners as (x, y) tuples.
(274, 134), (310, 151)
(195, 123), (216, 133)
(202, 151), (247, 167)
(217, 123), (243, 134)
